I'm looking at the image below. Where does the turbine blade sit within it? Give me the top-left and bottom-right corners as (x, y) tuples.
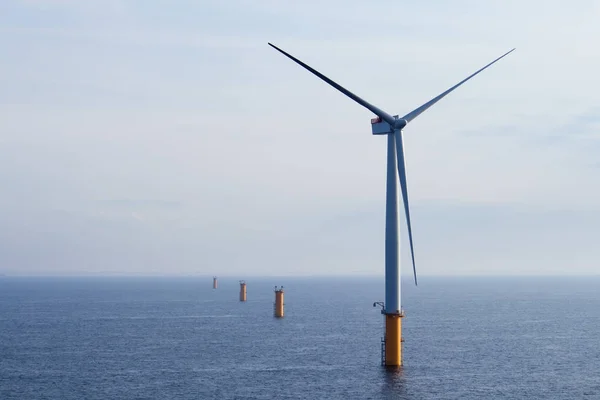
(394, 130), (418, 286)
(268, 43), (395, 125)
(402, 48), (515, 124)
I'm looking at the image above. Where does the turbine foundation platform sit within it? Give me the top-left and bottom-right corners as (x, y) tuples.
(239, 281), (247, 302)
(274, 286), (284, 318)
(383, 312), (404, 366)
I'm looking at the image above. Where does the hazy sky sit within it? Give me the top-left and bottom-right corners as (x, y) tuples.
(1, 0), (599, 276)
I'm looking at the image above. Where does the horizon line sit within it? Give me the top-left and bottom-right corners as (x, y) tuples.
(2, 273), (599, 278)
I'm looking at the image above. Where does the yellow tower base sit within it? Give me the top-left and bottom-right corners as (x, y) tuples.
(274, 288), (284, 318)
(384, 313), (403, 366)
(239, 282), (247, 302)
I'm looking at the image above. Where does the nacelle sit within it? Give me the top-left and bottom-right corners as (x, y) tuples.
(371, 116), (393, 135)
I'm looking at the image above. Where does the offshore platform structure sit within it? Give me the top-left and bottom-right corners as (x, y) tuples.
(268, 42), (514, 366)
(239, 280), (247, 302)
(274, 286), (284, 318)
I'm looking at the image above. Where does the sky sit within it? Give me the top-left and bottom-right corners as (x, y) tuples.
(0, 0), (599, 277)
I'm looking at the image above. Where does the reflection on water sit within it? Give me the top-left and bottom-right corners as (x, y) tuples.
(381, 366), (407, 399)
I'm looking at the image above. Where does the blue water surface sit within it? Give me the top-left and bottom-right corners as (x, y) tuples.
(1, 276), (599, 399)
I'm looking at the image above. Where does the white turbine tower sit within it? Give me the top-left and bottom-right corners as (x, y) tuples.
(268, 42), (514, 366)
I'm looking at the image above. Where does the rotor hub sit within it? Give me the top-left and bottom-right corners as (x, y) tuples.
(394, 118), (407, 130)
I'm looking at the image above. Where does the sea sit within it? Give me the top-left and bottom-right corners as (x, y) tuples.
(1, 276), (599, 399)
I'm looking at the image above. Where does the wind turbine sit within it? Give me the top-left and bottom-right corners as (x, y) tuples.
(268, 42), (514, 366)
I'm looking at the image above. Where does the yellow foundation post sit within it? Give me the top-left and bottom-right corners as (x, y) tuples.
(385, 313), (403, 366)
(239, 281), (247, 302)
(274, 286), (284, 318)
